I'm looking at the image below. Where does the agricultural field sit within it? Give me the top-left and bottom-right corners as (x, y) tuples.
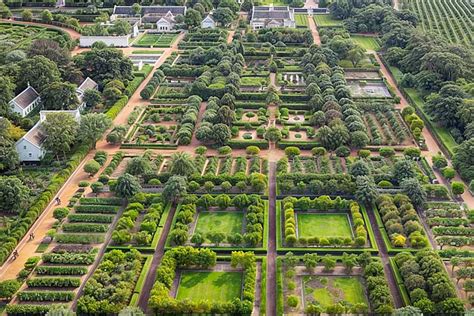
(402, 0), (473, 46)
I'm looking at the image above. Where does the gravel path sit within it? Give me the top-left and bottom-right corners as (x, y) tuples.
(137, 205), (177, 311)
(266, 162), (277, 316)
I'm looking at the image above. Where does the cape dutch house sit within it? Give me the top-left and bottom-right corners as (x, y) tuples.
(15, 110), (81, 162)
(250, 5), (296, 30)
(9, 86), (41, 117)
(76, 77), (98, 110)
(111, 5), (186, 31)
(201, 15), (216, 29)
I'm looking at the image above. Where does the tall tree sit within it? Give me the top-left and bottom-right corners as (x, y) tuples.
(169, 152), (195, 177)
(40, 82), (79, 110)
(0, 77), (16, 117)
(184, 9), (202, 28)
(0, 176), (30, 214)
(18, 56), (61, 92)
(42, 112), (78, 158)
(163, 175), (187, 204)
(28, 39), (70, 66)
(77, 113), (112, 148)
(115, 173), (141, 199)
(355, 175), (379, 205)
(453, 138), (474, 182)
(74, 48), (132, 86)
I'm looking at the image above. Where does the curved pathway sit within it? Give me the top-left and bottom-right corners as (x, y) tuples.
(0, 18), (81, 40)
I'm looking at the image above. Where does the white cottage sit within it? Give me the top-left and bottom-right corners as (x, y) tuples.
(15, 110), (81, 162)
(201, 15), (216, 29)
(9, 86), (41, 117)
(250, 5), (296, 30)
(156, 11), (177, 31)
(76, 77), (98, 110)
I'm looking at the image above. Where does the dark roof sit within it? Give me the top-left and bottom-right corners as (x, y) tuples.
(252, 10), (291, 19)
(253, 5), (289, 11)
(11, 86), (40, 109)
(23, 123), (46, 147)
(113, 5), (185, 16)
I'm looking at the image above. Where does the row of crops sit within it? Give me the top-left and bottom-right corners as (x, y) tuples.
(403, 0), (473, 46)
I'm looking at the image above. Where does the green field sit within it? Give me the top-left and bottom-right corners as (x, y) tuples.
(195, 211), (244, 237)
(304, 276), (368, 308)
(313, 14), (344, 27)
(297, 213), (352, 238)
(134, 33), (178, 48)
(177, 271), (242, 302)
(241, 76), (269, 86)
(295, 14), (309, 28)
(351, 35), (380, 51)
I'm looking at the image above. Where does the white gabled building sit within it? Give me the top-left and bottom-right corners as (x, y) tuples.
(156, 12), (176, 32)
(201, 15), (216, 29)
(15, 110), (81, 162)
(9, 86), (41, 117)
(250, 5), (296, 30)
(76, 77), (98, 110)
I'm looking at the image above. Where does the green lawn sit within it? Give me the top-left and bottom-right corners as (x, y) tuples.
(313, 14), (344, 27)
(241, 76), (268, 86)
(297, 213), (352, 239)
(135, 33), (178, 47)
(304, 276), (367, 308)
(351, 35), (380, 51)
(295, 14), (309, 28)
(195, 211), (244, 237)
(177, 271), (242, 302)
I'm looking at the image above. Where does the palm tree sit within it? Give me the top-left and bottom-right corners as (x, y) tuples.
(168, 152), (195, 177)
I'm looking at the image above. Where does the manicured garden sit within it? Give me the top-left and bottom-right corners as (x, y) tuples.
(177, 271), (243, 302)
(297, 213), (352, 239)
(134, 33), (178, 48)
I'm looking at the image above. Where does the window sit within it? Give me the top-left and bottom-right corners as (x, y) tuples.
(23, 146), (27, 150)
(28, 153), (32, 157)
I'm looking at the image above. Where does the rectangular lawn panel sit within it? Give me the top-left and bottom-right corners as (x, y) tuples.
(313, 15), (344, 27)
(351, 35), (380, 51)
(195, 211), (244, 237)
(304, 276), (367, 308)
(297, 213), (352, 239)
(177, 271), (242, 302)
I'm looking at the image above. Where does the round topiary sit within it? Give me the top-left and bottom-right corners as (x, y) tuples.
(295, 133), (302, 139)
(243, 133), (253, 140)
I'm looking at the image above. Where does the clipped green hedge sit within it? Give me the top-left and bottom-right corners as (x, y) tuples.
(26, 277), (81, 288)
(55, 234), (105, 244)
(79, 197), (123, 205)
(105, 96), (128, 120)
(6, 304), (51, 316)
(62, 223), (109, 233)
(42, 252), (95, 265)
(75, 205), (119, 214)
(227, 139), (269, 149)
(277, 141), (319, 149)
(18, 291), (74, 302)
(67, 214), (114, 223)
(0, 144), (90, 265)
(36, 265), (88, 276)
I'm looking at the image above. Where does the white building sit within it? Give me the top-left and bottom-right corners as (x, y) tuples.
(76, 77), (98, 110)
(201, 15), (216, 29)
(250, 5), (296, 30)
(79, 22), (139, 47)
(111, 5), (186, 29)
(9, 86), (41, 117)
(156, 12), (177, 32)
(15, 110), (81, 162)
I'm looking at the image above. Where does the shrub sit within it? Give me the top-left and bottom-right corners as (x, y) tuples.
(218, 145), (232, 155)
(78, 181), (90, 187)
(287, 295), (299, 307)
(451, 182), (464, 195)
(246, 146), (260, 155)
(195, 146), (207, 155)
(84, 160), (101, 176)
(379, 147), (395, 158)
(358, 149), (370, 158)
(91, 182), (104, 194)
(0, 279), (21, 300)
(442, 167), (456, 180)
(53, 208), (69, 221)
(285, 146), (301, 158)
(335, 146), (350, 157)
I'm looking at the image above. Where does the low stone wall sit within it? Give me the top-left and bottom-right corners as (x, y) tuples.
(79, 35), (130, 47)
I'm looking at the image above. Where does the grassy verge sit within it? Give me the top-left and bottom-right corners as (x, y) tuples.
(260, 257), (267, 315)
(130, 255), (153, 306)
